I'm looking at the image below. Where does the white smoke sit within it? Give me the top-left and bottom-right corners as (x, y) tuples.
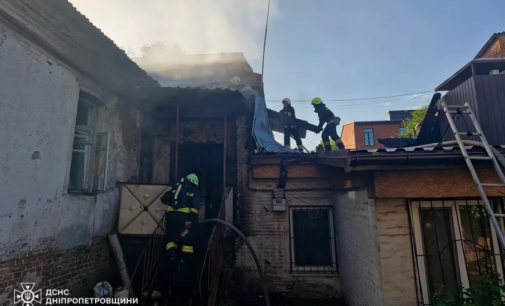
(69, 0), (278, 64)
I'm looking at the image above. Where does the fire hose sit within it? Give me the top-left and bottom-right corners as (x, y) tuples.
(198, 219), (271, 306)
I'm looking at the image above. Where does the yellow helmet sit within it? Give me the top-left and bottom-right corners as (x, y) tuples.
(282, 98), (291, 105)
(186, 173), (199, 186)
(311, 97), (323, 105)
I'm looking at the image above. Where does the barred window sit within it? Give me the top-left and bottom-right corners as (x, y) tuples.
(289, 206), (337, 274)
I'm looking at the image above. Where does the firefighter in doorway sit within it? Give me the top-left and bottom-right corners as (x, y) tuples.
(161, 173), (201, 262)
(312, 97), (345, 151)
(280, 98), (304, 152)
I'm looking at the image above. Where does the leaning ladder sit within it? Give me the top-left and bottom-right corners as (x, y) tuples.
(441, 100), (505, 250)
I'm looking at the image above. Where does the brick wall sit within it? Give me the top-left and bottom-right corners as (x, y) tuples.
(333, 186), (384, 306)
(353, 123), (402, 150)
(375, 199), (416, 306)
(236, 176), (340, 297)
(340, 124), (355, 150)
(0, 237), (118, 305)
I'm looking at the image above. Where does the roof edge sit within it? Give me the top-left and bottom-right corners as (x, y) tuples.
(474, 32), (503, 59)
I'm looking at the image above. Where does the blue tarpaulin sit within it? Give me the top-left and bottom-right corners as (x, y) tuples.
(252, 95), (297, 153)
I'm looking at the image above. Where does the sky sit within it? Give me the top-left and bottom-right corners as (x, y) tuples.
(69, 0), (505, 150)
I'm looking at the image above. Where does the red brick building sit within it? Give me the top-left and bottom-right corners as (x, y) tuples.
(341, 121), (405, 150)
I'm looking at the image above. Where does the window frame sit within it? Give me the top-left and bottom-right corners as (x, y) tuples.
(68, 93), (109, 194)
(364, 128), (374, 146)
(288, 205), (338, 274)
(410, 199), (504, 304)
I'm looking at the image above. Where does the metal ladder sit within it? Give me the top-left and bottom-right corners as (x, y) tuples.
(441, 100), (505, 250)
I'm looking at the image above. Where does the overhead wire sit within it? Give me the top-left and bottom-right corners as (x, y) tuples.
(261, 0), (271, 76)
(265, 90), (433, 103)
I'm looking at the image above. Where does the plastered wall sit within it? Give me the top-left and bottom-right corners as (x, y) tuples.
(0, 18), (141, 260)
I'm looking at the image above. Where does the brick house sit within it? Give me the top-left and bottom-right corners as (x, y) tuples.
(340, 110), (413, 150)
(250, 146), (505, 306)
(239, 32), (505, 306)
(2, 1), (505, 305)
(0, 0), (158, 300)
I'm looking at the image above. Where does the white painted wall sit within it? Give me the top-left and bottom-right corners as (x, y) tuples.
(0, 19), (138, 259)
(375, 199), (417, 306)
(334, 186), (384, 306)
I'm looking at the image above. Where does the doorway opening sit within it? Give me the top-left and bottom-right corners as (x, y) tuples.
(171, 142), (224, 220)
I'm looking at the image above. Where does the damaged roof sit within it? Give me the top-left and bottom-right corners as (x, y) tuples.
(129, 85), (250, 119)
(317, 145), (505, 171)
(0, 0), (159, 96)
(251, 145), (505, 173)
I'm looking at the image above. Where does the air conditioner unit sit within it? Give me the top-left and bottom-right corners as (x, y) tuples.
(272, 198), (286, 212)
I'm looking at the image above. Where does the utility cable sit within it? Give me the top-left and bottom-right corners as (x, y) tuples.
(261, 0), (271, 77)
(266, 90), (433, 103)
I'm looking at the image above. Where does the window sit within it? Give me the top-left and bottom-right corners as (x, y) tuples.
(289, 206), (337, 274)
(364, 128), (374, 146)
(409, 199), (505, 305)
(68, 92), (109, 192)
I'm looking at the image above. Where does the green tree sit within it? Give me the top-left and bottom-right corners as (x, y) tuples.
(398, 104), (429, 138)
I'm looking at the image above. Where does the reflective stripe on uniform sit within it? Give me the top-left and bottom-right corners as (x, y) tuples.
(190, 208), (199, 214)
(166, 242), (177, 250)
(174, 184), (182, 200)
(181, 245), (194, 253)
(287, 112), (291, 116)
(166, 207), (191, 213)
(335, 139), (342, 144)
(298, 145), (304, 149)
(328, 119), (334, 123)
(324, 141), (331, 146)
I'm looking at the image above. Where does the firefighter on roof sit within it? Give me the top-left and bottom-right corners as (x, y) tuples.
(312, 97), (345, 151)
(160, 173), (201, 262)
(280, 98), (304, 152)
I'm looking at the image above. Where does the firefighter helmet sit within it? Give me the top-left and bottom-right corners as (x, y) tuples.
(311, 97), (323, 105)
(282, 98), (291, 105)
(186, 173), (199, 186)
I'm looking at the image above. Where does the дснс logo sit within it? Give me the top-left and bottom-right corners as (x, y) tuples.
(14, 283), (42, 306)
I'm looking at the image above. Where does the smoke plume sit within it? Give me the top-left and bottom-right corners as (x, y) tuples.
(69, 0), (278, 65)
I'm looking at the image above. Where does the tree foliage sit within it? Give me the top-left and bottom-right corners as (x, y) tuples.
(432, 274), (505, 306)
(398, 104), (429, 138)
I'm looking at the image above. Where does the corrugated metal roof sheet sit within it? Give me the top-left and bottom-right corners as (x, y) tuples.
(351, 145), (505, 154)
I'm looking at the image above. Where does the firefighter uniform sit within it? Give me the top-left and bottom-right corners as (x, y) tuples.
(280, 98), (304, 152)
(160, 173), (201, 261)
(312, 97), (345, 151)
